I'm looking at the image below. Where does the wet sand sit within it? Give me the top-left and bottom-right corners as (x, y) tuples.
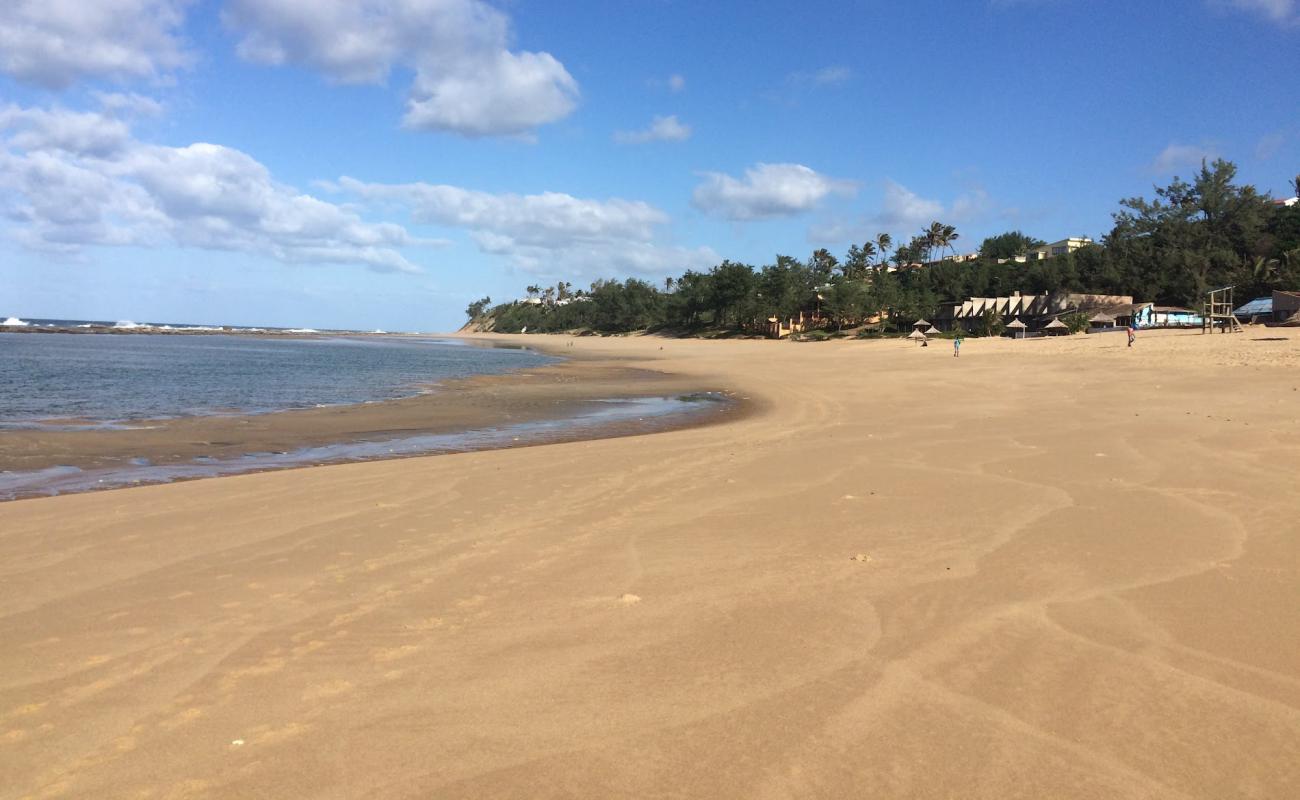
(0, 355), (722, 476)
(2, 328), (1299, 798)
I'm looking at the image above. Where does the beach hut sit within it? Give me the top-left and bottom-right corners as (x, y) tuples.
(1006, 318), (1028, 339)
(1088, 311), (1117, 330)
(1043, 318), (1069, 336)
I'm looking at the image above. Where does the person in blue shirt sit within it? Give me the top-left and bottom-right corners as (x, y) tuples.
(954, 335), (963, 358)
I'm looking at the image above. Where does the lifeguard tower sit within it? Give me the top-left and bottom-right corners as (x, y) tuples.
(1202, 286), (1243, 334)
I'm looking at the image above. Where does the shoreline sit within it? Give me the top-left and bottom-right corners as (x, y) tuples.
(0, 334), (746, 500)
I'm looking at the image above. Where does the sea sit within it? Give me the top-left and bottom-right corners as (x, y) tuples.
(0, 319), (729, 499)
(0, 322), (555, 426)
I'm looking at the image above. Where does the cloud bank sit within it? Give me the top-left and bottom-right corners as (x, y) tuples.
(0, 103), (424, 272)
(223, 0), (580, 137)
(0, 0), (191, 88)
(692, 163), (856, 221)
(338, 177), (718, 277)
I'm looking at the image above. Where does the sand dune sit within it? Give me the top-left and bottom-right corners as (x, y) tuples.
(2, 329), (1299, 798)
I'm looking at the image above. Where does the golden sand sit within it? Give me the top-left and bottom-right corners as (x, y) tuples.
(2, 329), (1298, 798)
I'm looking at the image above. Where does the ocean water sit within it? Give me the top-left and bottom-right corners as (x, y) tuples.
(0, 332), (556, 427)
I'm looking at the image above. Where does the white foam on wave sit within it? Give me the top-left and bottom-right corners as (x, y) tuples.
(2, 317), (30, 327)
(286, 328), (318, 333)
(113, 320), (147, 329)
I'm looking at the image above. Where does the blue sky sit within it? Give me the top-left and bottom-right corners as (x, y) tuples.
(2, 0), (1298, 331)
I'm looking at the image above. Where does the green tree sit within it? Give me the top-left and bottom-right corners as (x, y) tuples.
(465, 296), (492, 320)
(822, 281), (870, 331)
(709, 260), (759, 327)
(978, 231), (1045, 260)
(1107, 159), (1270, 305)
(809, 248), (838, 286)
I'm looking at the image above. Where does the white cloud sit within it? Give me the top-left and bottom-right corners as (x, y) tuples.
(614, 115), (692, 144)
(338, 177), (717, 277)
(403, 50), (577, 138)
(1256, 132), (1287, 160)
(93, 92), (165, 117)
(668, 73), (686, 92)
(0, 0), (190, 88)
(1209, 0), (1300, 25)
(876, 180), (944, 228)
(692, 163), (856, 221)
(785, 66), (852, 88)
(0, 103), (425, 273)
(808, 180), (1000, 243)
(0, 105), (135, 158)
(1151, 142), (1218, 173)
(223, 0), (579, 138)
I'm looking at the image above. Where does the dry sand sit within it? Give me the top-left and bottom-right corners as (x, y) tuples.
(2, 328), (1299, 799)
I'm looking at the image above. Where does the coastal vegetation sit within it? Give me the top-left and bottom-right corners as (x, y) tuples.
(472, 161), (1300, 336)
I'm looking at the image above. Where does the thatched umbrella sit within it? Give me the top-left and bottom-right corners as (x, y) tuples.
(912, 319), (931, 330)
(1006, 318), (1027, 338)
(1043, 318), (1068, 335)
(907, 328), (927, 341)
(924, 326), (940, 336)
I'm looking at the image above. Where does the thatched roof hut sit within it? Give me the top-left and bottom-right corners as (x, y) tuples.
(1043, 318), (1069, 335)
(1006, 318), (1027, 329)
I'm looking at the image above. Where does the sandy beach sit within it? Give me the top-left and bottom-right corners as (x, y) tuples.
(2, 329), (1299, 798)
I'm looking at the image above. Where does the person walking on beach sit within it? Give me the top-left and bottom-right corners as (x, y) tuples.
(1127, 323), (1136, 348)
(953, 334), (963, 358)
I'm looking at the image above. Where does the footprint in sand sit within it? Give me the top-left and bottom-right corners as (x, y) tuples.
(301, 680), (352, 701)
(9, 702), (47, 718)
(159, 708), (204, 730)
(619, 594), (641, 605)
(373, 644), (421, 663)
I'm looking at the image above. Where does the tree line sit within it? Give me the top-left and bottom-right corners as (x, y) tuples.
(467, 161), (1300, 336)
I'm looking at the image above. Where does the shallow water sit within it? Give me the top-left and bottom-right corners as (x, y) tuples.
(0, 332), (556, 427)
(0, 394), (731, 501)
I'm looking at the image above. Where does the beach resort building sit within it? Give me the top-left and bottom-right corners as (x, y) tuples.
(1132, 305), (1203, 329)
(933, 291), (1133, 332)
(1029, 237), (1094, 260)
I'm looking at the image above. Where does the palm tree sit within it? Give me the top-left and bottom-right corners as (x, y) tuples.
(937, 224), (959, 258)
(526, 284), (541, 299)
(665, 276), (675, 292)
(923, 222), (944, 262)
(874, 233), (892, 267)
(858, 242), (877, 279)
